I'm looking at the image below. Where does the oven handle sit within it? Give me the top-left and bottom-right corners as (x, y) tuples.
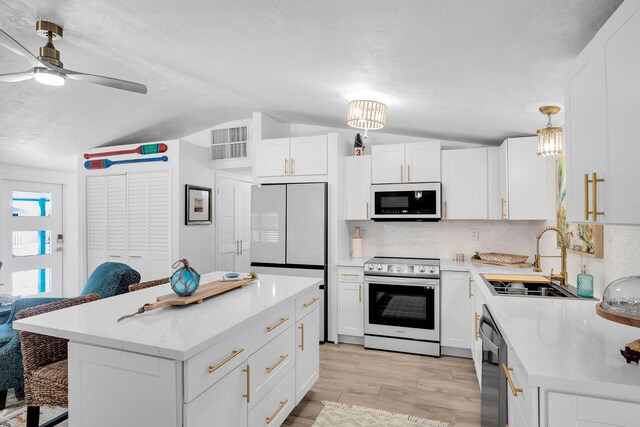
(364, 276), (440, 286)
(478, 316), (500, 356)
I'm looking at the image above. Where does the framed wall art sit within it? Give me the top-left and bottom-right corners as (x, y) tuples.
(185, 185), (212, 225)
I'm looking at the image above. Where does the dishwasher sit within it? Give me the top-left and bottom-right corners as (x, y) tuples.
(479, 305), (508, 427)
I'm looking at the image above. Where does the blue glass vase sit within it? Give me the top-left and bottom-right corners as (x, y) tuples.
(171, 259), (201, 297)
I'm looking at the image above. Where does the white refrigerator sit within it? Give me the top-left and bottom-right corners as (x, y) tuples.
(251, 183), (327, 341)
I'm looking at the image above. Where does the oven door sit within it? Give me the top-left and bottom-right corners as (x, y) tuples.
(371, 182), (441, 221)
(364, 276), (440, 341)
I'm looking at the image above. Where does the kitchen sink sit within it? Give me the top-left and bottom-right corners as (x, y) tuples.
(480, 273), (590, 299)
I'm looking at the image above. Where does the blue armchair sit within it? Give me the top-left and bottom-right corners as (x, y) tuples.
(0, 262), (140, 409)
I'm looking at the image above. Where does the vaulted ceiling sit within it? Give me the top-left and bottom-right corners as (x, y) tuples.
(0, 0), (623, 171)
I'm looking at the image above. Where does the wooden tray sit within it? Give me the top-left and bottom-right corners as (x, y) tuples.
(482, 274), (550, 284)
(118, 276), (256, 321)
(596, 303), (640, 328)
(471, 258), (533, 269)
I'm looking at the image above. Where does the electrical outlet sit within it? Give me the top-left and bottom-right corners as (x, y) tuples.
(471, 228), (479, 241)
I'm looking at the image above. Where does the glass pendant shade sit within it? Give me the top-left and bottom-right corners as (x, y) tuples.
(346, 100), (388, 135)
(536, 106), (563, 157)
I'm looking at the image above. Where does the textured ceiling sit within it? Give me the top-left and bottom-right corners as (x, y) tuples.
(0, 0), (623, 171)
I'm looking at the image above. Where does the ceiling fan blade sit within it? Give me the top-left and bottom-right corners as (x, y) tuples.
(61, 68), (147, 94)
(0, 28), (45, 68)
(0, 70), (34, 82)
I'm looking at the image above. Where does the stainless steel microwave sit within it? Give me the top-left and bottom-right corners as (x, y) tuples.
(370, 182), (441, 221)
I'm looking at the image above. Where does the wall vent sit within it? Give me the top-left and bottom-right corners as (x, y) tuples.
(211, 126), (248, 161)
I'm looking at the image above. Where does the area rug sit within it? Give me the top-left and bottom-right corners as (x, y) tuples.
(0, 390), (66, 427)
(313, 401), (450, 427)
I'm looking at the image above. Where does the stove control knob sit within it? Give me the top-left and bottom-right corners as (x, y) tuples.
(377, 264), (383, 271)
(428, 266), (436, 273)
(367, 264), (374, 270)
(419, 266), (426, 273)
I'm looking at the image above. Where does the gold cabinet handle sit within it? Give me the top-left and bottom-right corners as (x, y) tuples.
(501, 197), (506, 219)
(585, 172), (605, 221)
(208, 348), (244, 373)
(408, 164), (411, 182)
(340, 273), (360, 277)
(284, 158), (288, 175)
(242, 364), (250, 403)
(359, 284), (362, 303)
(266, 354), (289, 373)
(266, 400), (288, 424)
(400, 164), (403, 183)
(502, 364), (523, 396)
(468, 277), (474, 299)
(444, 201), (448, 219)
(299, 323), (305, 351)
(266, 317), (289, 332)
(291, 158), (295, 175)
(474, 312), (480, 341)
(303, 297), (319, 308)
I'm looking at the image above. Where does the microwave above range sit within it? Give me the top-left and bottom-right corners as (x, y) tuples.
(370, 182), (441, 222)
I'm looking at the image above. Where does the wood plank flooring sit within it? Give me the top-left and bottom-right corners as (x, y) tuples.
(284, 343), (481, 427)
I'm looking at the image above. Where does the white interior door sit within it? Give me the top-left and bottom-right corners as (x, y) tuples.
(217, 177), (237, 271)
(0, 180), (63, 297)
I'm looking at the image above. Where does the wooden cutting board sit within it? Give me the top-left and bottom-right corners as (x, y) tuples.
(118, 276), (256, 321)
(482, 274), (550, 284)
(471, 258), (533, 268)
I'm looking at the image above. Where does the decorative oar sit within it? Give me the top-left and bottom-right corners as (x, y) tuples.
(84, 155), (168, 170)
(84, 143), (168, 159)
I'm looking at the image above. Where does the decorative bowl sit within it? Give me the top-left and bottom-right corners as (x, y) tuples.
(479, 252), (529, 264)
(224, 272), (241, 280)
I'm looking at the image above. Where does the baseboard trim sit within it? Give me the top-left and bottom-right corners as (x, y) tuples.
(440, 346), (472, 358)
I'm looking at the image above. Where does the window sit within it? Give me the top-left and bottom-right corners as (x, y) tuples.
(12, 191), (51, 217)
(12, 230), (51, 257)
(12, 268), (51, 296)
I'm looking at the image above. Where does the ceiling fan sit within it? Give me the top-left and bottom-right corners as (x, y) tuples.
(0, 20), (147, 94)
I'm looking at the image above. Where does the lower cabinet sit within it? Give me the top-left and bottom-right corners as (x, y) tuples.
(295, 307), (320, 404)
(337, 267), (364, 339)
(440, 271), (472, 350)
(545, 391), (640, 427)
(184, 363), (248, 427)
(248, 369), (296, 427)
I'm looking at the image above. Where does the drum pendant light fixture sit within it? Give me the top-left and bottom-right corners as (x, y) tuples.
(346, 99), (388, 139)
(537, 106), (563, 157)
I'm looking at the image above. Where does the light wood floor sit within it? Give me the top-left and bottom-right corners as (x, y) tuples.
(284, 343), (481, 427)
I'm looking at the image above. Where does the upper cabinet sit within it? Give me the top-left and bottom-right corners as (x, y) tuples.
(255, 135), (327, 178)
(344, 156), (371, 221)
(499, 137), (547, 220)
(566, 0), (640, 225)
(442, 148), (489, 220)
(371, 141), (441, 184)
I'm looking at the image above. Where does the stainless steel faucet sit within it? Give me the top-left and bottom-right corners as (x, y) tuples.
(533, 226), (568, 287)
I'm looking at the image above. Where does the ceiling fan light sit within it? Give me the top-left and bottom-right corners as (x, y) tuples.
(34, 68), (65, 86)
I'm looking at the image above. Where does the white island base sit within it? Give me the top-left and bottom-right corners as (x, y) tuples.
(14, 273), (321, 427)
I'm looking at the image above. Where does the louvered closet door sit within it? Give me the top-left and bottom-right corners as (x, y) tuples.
(236, 181), (251, 272)
(87, 176), (108, 276)
(127, 174), (149, 280)
(147, 172), (171, 280)
(217, 177), (237, 271)
(106, 175), (127, 262)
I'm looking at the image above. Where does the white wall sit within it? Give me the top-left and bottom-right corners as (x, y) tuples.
(0, 163), (79, 297)
(178, 142), (217, 274)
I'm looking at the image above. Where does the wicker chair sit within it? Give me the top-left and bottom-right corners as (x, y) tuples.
(16, 294), (100, 427)
(128, 277), (170, 293)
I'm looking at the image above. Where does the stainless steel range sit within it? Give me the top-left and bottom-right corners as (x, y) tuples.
(364, 257), (440, 357)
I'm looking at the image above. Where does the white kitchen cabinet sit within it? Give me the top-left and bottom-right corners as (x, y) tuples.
(545, 391), (640, 427)
(487, 147), (501, 220)
(295, 307), (320, 405)
(441, 148), (488, 220)
(440, 271), (471, 350)
(371, 141), (441, 184)
(337, 267), (364, 338)
(344, 156), (371, 220)
(255, 136), (327, 178)
(217, 176), (252, 272)
(499, 137), (547, 220)
(184, 362), (248, 427)
(405, 142), (441, 183)
(566, 0), (640, 225)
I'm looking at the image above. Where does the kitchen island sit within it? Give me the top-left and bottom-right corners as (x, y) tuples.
(13, 272), (322, 427)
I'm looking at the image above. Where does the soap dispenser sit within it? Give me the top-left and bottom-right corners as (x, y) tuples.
(577, 264), (594, 298)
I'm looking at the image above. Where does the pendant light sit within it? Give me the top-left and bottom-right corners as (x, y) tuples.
(346, 100), (388, 139)
(537, 106), (563, 157)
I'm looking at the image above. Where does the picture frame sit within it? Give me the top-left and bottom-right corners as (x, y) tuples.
(185, 185), (212, 225)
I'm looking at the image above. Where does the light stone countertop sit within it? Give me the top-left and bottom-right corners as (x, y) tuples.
(468, 263), (640, 398)
(13, 272), (321, 361)
(336, 257), (368, 267)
